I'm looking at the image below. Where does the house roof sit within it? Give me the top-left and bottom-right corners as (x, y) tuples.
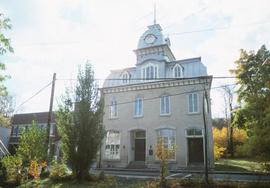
(12, 112), (56, 125)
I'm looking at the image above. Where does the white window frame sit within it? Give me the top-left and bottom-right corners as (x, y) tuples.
(157, 128), (176, 160)
(188, 93), (199, 114)
(105, 130), (121, 160)
(185, 128), (203, 138)
(122, 72), (130, 84)
(173, 64), (183, 78)
(110, 99), (118, 118)
(141, 63), (159, 81)
(134, 97), (143, 118)
(160, 95), (171, 116)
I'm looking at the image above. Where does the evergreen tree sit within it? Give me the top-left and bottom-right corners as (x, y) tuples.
(230, 45), (270, 161)
(56, 63), (105, 180)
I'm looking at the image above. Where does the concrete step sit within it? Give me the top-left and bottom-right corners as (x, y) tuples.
(126, 161), (147, 169)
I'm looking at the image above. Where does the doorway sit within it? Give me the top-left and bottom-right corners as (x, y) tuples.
(188, 138), (204, 164)
(134, 130), (146, 161)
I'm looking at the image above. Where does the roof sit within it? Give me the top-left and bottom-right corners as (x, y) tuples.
(12, 112), (56, 125)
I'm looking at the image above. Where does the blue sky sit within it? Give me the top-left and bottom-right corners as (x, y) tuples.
(1, 0), (270, 117)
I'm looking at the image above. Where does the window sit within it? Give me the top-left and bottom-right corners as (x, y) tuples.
(142, 64), (158, 80)
(188, 93), (199, 113)
(160, 96), (170, 115)
(110, 100), (118, 118)
(134, 98), (143, 117)
(186, 128), (203, 137)
(173, 64), (183, 78)
(157, 129), (176, 160)
(122, 72), (130, 84)
(105, 131), (120, 160)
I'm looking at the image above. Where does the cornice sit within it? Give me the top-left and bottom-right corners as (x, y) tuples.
(102, 76), (212, 94)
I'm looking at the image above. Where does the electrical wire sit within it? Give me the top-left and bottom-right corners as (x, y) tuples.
(14, 82), (52, 113)
(102, 83), (237, 108)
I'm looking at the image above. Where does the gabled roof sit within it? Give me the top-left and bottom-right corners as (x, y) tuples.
(12, 112), (56, 125)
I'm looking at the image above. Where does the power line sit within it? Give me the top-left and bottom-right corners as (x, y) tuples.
(14, 82), (52, 113)
(102, 83), (237, 108)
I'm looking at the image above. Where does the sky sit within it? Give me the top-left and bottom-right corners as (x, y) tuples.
(1, 0), (270, 117)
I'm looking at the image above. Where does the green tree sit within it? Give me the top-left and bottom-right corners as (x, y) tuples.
(56, 63), (105, 180)
(230, 45), (270, 161)
(0, 13), (13, 96)
(16, 121), (47, 163)
(0, 13), (14, 127)
(0, 95), (14, 127)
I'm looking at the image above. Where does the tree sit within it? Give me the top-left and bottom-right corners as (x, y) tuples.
(155, 137), (176, 188)
(230, 45), (270, 161)
(16, 121), (47, 163)
(0, 95), (14, 127)
(0, 13), (14, 127)
(219, 85), (235, 157)
(0, 13), (13, 96)
(56, 63), (105, 180)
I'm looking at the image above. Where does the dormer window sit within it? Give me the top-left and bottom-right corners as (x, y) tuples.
(173, 64), (183, 78)
(142, 64), (158, 80)
(122, 72), (130, 84)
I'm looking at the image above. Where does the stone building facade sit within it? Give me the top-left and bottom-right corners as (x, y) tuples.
(100, 23), (214, 169)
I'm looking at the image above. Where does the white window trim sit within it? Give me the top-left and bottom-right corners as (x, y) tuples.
(187, 93), (200, 114)
(134, 97), (143, 118)
(173, 64), (183, 78)
(160, 95), (171, 116)
(104, 130), (121, 160)
(109, 99), (118, 119)
(141, 63), (159, 81)
(185, 127), (204, 138)
(122, 71), (130, 84)
(156, 128), (176, 161)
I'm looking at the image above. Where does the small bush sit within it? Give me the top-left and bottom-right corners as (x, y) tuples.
(1, 155), (23, 184)
(49, 160), (68, 182)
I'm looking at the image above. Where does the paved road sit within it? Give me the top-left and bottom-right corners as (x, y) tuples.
(92, 169), (270, 183)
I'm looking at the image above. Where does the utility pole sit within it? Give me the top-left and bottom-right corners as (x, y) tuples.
(202, 84), (209, 185)
(47, 73), (56, 161)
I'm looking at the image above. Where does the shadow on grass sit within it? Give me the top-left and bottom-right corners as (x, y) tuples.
(214, 163), (249, 172)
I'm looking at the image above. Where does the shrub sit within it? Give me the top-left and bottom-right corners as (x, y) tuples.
(1, 155), (23, 184)
(49, 160), (68, 181)
(214, 145), (226, 160)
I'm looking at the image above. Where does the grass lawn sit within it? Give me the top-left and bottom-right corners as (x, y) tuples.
(215, 158), (267, 173)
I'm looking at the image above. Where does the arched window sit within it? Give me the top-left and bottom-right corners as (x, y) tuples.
(122, 72), (130, 84)
(157, 128), (176, 160)
(105, 130), (120, 159)
(173, 64), (183, 78)
(142, 64), (158, 80)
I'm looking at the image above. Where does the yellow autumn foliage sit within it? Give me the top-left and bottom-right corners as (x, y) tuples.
(28, 160), (47, 179)
(212, 127), (247, 160)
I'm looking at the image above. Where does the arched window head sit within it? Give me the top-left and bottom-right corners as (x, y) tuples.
(122, 72), (130, 84)
(173, 64), (183, 78)
(141, 63), (159, 80)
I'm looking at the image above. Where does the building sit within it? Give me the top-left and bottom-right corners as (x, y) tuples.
(9, 112), (59, 156)
(0, 127), (11, 158)
(100, 23), (214, 169)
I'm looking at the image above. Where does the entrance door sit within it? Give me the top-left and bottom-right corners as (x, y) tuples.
(188, 138), (204, 164)
(135, 139), (145, 161)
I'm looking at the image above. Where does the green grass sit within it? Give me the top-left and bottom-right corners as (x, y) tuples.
(18, 176), (117, 188)
(215, 158), (267, 173)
